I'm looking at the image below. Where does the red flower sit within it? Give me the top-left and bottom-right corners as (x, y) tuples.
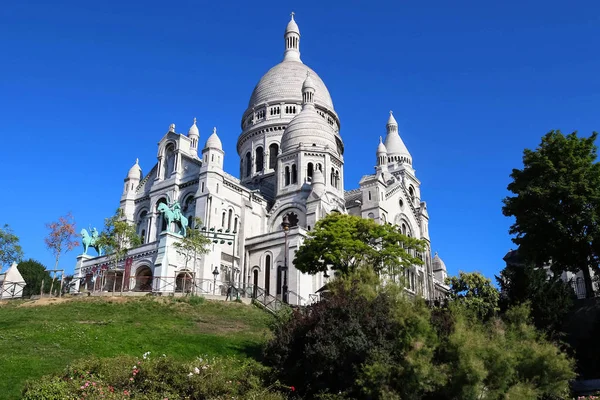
(290, 386), (296, 392)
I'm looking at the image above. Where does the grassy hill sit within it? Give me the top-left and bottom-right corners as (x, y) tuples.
(0, 296), (272, 400)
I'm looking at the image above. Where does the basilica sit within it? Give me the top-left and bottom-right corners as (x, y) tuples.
(73, 15), (449, 303)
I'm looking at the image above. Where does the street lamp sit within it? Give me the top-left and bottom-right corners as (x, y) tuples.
(212, 266), (219, 295)
(281, 214), (290, 303)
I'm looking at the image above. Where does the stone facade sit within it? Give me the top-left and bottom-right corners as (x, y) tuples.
(73, 15), (449, 303)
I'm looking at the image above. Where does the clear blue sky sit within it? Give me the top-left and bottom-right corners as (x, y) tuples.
(1, 0), (599, 279)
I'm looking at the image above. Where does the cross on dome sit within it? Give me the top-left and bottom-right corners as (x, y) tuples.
(213, 127), (217, 135)
(290, 11), (295, 19)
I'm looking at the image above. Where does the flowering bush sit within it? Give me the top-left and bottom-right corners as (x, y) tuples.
(22, 353), (291, 399)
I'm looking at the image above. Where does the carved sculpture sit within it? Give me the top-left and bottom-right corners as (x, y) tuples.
(158, 201), (188, 236)
(81, 228), (104, 256)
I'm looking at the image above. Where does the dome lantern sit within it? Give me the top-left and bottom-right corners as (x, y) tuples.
(383, 110), (412, 165)
(283, 12), (301, 62)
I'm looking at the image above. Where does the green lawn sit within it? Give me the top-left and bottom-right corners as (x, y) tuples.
(0, 296), (273, 399)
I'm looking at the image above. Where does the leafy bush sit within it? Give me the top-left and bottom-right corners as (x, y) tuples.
(23, 354), (291, 399)
(264, 273), (576, 400)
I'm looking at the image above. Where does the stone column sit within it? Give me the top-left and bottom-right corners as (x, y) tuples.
(73, 254), (93, 292)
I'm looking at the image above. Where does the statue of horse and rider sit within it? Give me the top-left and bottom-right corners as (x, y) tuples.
(158, 201), (188, 236)
(81, 227), (104, 256)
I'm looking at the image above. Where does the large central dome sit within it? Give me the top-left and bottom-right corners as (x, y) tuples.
(247, 61), (334, 110)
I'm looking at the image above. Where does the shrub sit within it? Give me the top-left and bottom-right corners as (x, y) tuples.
(22, 354), (290, 399)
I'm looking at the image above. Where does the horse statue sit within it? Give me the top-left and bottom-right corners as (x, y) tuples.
(158, 202), (188, 236)
(81, 228), (104, 256)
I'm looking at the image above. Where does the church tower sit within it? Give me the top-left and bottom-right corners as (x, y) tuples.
(121, 158), (141, 223)
(272, 73), (345, 229)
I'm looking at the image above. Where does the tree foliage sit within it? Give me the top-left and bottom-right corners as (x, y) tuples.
(173, 217), (211, 270)
(17, 259), (53, 297)
(294, 213), (425, 278)
(95, 208), (141, 268)
(44, 212), (79, 275)
(496, 262), (575, 335)
(264, 274), (575, 400)
(0, 224), (23, 269)
(446, 271), (500, 320)
(502, 130), (600, 297)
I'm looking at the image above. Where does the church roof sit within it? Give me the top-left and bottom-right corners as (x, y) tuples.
(127, 159), (142, 180)
(188, 118), (199, 137)
(204, 128), (223, 150)
(432, 253), (447, 272)
(285, 13), (300, 35)
(248, 61), (334, 111)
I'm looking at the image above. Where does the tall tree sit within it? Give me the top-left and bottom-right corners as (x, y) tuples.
(17, 259), (53, 297)
(0, 224), (24, 268)
(446, 271), (500, 320)
(45, 213), (79, 294)
(44, 213), (79, 270)
(95, 208), (141, 291)
(496, 262), (575, 335)
(294, 213), (425, 279)
(173, 217), (212, 287)
(502, 130), (600, 297)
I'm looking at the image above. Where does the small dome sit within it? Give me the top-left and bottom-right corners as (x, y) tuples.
(302, 72), (315, 91)
(285, 13), (300, 35)
(127, 158), (142, 180)
(312, 168), (325, 184)
(377, 136), (387, 154)
(387, 111), (398, 127)
(204, 127), (222, 150)
(432, 252), (447, 272)
(281, 109), (339, 154)
(188, 118), (199, 137)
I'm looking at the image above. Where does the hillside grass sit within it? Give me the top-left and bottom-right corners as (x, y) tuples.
(0, 295), (273, 399)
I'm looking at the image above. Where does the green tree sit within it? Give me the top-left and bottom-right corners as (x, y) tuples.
(173, 217), (211, 291)
(294, 213), (425, 279)
(44, 212), (79, 295)
(17, 259), (53, 297)
(0, 224), (23, 268)
(446, 272), (499, 320)
(502, 130), (600, 297)
(95, 208), (141, 291)
(496, 262), (575, 335)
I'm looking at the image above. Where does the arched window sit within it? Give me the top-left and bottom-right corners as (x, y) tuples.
(227, 209), (233, 231)
(335, 170), (340, 189)
(330, 168), (335, 186)
(402, 223), (407, 235)
(140, 229), (146, 244)
(265, 254), (271, 295)
(222, 211), (226, 228)
(285, 166), (290, 186)
(307, 163), (314, 180)
(409, 185), (415, 198)
(164, 144), (175, 178)
(368, 212), (375, 219)
(157, 199), (168, 232)
(233, 217), (238, 232)
(245, 152), (251, 177)
(291, 164), (297, 184)
(368, 191), (372, 201)
(316, 163), (322, 171)
(269, 143), (279, 170)
(277, 265), (283, 295)
(255, 147), (264, 173)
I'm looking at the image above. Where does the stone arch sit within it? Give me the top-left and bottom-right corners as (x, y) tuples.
(175, 269), (194, 293)
(134, 265), (153, 292)
(155, 197), (169, 233)
(268, 143), (279, 170)
(255, 146), (264, 173)
(163, 142), (176, 178)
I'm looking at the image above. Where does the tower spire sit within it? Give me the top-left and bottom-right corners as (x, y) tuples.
(283, 12), (301, 62)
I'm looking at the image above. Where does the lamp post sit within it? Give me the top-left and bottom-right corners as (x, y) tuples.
(200, 225), (237, 287)
(212, 266), (219, 295)
(281, 214), (290, 303)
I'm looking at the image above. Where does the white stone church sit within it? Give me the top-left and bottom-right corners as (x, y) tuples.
(73, 15), (449, 303)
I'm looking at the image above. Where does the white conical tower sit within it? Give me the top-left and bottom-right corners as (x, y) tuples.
(188, 117), (199, 151)
(384, 111), (412, 165)
(283, 12), (301, 62)
(201, 127), (224, 170)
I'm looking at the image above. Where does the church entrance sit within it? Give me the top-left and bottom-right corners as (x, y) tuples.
(134, 266), (153, 292)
